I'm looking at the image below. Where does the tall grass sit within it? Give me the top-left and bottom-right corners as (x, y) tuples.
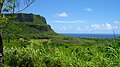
(2, 38), (120, 67)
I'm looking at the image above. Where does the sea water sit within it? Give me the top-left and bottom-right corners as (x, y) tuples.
(61, 33), (120, 38)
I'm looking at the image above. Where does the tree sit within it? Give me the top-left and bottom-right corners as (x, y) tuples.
(0, 0), (35, 62)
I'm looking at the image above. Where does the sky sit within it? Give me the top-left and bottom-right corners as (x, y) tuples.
(23, 0), (120, 34)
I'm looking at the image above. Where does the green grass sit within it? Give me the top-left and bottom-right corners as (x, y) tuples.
(2, 37), (120, 67)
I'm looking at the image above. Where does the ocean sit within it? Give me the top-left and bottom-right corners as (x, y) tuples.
(61, 33), (120, 38)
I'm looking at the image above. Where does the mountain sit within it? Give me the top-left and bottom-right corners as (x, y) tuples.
(2, 13), (57, 39)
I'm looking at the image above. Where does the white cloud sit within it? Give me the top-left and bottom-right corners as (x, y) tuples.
(50, 20), (85, 23)
(106, 23), (112, 30)
(91, 23), (113, 30)
(113, 21), (120, 24)
(53, 18), (120, 33)
(72, 23), (116, 33)
(76, 26), (84, 31)
(60, 26), (67, 31)
(56, 22), (119, 33)
(85, 8), (92, 12)
(56, 12), (68, 17)
(91, 24), (100, 29)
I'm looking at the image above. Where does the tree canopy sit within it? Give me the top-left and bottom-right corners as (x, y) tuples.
(0, 0), (35, 13)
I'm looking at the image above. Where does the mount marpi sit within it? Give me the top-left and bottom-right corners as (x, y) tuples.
(3, 13), (57, 39)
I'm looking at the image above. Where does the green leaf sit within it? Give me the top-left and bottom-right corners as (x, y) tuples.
(0, 3), (3, 7)
(3, 8), (9, 12)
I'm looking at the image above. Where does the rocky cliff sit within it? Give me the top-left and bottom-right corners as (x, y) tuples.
(4, 13), (47, 24)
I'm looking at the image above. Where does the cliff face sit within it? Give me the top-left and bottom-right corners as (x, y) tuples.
(4, 13), (47, 24)
(16, 13), (34, 22)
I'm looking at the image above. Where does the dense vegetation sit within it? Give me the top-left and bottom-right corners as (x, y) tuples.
(2, 13), (57, 39)
(2, 36), (120, 67)
(1, 13), (120, 66)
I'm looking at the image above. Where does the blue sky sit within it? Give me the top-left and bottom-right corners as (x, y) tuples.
(23, 0), (120, 34)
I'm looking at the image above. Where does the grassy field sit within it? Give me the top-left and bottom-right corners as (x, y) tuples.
(2, 36), (120, 67)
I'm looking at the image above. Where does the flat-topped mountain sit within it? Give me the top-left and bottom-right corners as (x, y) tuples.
(3, 13), (57, 39)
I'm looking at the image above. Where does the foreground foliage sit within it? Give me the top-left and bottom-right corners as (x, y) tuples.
(2, 37), (120, 67)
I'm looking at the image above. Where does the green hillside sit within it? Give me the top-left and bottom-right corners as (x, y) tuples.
(2, 13), (57, 39)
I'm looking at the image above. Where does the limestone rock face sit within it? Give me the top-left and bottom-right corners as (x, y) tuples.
(4, 13), (47, 24)
(17, 13), (34, 22)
